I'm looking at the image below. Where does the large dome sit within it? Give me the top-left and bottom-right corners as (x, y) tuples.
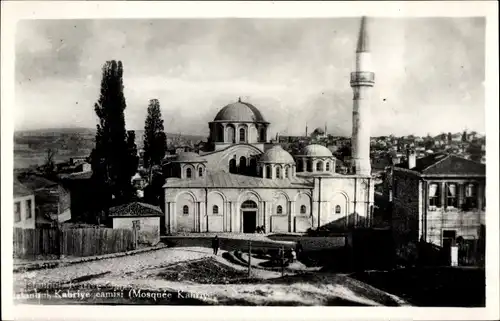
(260, 145), (295, 164)
(300, 144), (334, 157)
(214, 99), (266, 122)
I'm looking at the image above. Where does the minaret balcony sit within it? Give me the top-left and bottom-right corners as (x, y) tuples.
(350, 71), (375, 86)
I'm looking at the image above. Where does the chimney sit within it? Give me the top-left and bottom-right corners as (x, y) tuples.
(407, 148), (416, 169)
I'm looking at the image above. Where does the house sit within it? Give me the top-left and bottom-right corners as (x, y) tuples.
(16, 174), (71, 224)
(13, 180), (36, 229)
(391, 150), (485, 264)
(58, 170), (98, 224)
(109, 202), (163, 245)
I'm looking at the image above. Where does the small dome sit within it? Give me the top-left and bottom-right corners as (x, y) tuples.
(260, 145), (295, 164)
(300, 144), (334, 157)
(213, 99), (266, 122)
(175, 152), (205, 162)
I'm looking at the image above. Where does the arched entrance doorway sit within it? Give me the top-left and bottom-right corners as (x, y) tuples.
(241, 200), (258, 233)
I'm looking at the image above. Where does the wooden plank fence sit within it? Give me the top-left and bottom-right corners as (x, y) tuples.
(13, 228), (135, 259)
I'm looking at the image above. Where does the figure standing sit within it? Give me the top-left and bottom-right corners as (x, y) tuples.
(212, 235), (220, 255)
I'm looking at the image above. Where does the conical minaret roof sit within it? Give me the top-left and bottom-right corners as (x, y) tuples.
(356, 16), (370, 53)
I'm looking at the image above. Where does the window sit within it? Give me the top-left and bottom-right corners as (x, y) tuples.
(428, 183), (441, 208)
(260, 128), (266, 142)
(316, 161), (323, 171)
(300, 205), (307, 214)
(464, 183), (477, 209)
(229, 159), (237, 174)
(277, 205), (283, 214)
(14, 202), (21, 222)
(186, 168), (192, 178)
(239, 156), (247, 174)
(266, 166), (272, 179)
(26, 199), (32, 219)
(284, 166), (289, 178)
(335, 205), (341, 214)
(213, 205), (219, 215)
(239, 128), (246, 142)
(182, 205), (189, 215)
(198, 167), (203, 177)
(307, 160), (313, 172)
(326, 162), (330, 171)
(276, 166), (281, 179)
(446, 183), (458, 208)
(227, 126), (235, 143)
(242, 200), (258, 209)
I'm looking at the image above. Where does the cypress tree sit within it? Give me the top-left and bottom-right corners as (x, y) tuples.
(91, 60), (135, 217)
(143, 99), (166, 169)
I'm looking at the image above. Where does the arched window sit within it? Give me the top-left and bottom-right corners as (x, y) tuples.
(229, 159), (237, 174)
(260, 128), (266, 142)
(284, 166), (289, 178)
(216, 124), (224, 142)
(307, 160), (313, 172)
(239, 128), (246, 142)
(326, 162), (330, 171)
(266, 165), (272, 179)
(186, 168), (192, 178)
(277, 205), (283, 214)
(227, 125), (235, 143)
(316, 161), (323, 171)
(300, 205), (307, 214)
(182, 205), (189, 215)
(213, 205), (219, 214)
(335, 205), (341, 214)
(239, 156), (247, 174)
(241, 200), (258, 209)
(198, 167), (203, 177)
(276, 166), (281, 179)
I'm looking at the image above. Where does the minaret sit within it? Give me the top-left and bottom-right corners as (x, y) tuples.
(350, 16), (374, 176)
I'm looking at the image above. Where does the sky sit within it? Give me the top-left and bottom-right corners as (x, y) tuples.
(14, 17), (485, 137)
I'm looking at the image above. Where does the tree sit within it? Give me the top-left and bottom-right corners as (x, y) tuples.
(42, 148), (57, 179)
(462, 130), (468, 142)
(91, 60), (135, 213)
(447, 132), (452, 143)
(143, 98), (166, 170)
(126, 130), (139, 178)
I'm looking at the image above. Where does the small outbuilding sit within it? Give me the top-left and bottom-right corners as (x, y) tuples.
(109, 202), (163, 246)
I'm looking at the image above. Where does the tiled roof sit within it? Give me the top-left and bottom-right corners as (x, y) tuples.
(14, 180), (33, 198)
(395, 153), (485, 176)
(17, 175), (58, 190)
(109, 202), (163, 217)
(163, 171), (314, 189)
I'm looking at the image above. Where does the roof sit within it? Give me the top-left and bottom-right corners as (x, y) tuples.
(14, 180), (33, 198)
(163, 171), (313, 189)
(109, 202), (164, 217)
(17, 175), (58, 190)
(171, 152), (206, 162)
(59, 170), (93, 180)
(299, 144), (334, 157)
(259, 145), (295, 164)
(356, 16), (370, 53)
(395, 153), (485, 176)
(213, 99), (267, 123)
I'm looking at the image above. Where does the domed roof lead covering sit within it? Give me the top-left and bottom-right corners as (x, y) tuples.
(174, 152), (206, 162)
(300, 144), (334, 157)
(213, 99), (267, 122)
(260, 145), (295, 164)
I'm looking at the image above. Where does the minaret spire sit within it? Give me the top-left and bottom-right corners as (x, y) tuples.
(350, 16), (375, 176)
(356, 16), (370, 53)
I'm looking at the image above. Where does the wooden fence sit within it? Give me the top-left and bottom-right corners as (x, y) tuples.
(13, 228), (135, 259)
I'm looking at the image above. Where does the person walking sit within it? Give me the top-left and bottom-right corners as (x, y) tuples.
(212, 235), (220, 255)
(295, 240), (303, 260)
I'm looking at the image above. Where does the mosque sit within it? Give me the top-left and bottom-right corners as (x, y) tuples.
(163, 17), (375, 234)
